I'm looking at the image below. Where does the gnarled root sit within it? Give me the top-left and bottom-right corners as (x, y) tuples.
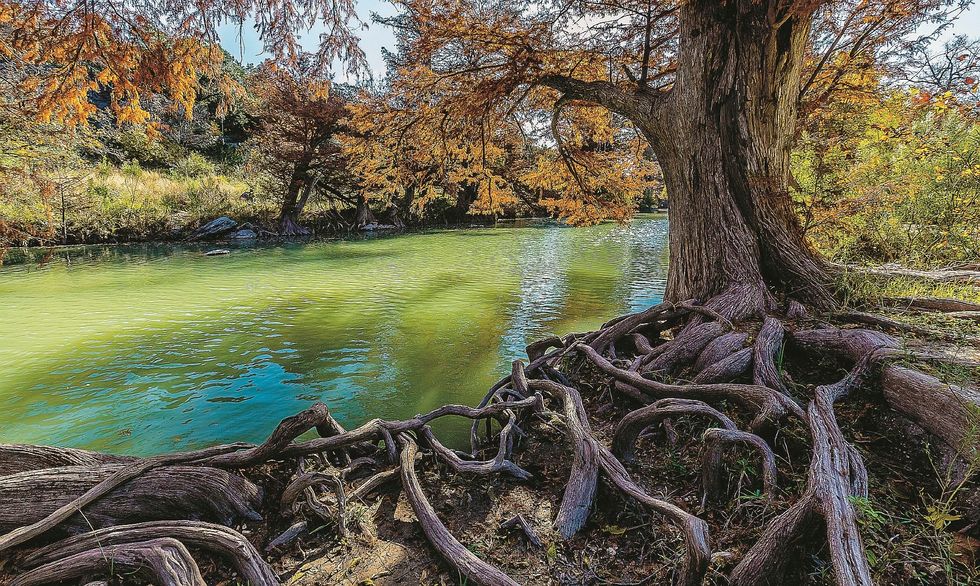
(0, 464), (262, 535)
(700, 428), (777, 507)
(612, 398), (736, 463)
(0, 445), (136, 476)
(22, 521), (277, 586)
(11, 537), (205, 586)
(731, 353), (877, 586)
(398, 434), (520, 586)
(2, 294), (977, 585)
(528, 378), (711, 586)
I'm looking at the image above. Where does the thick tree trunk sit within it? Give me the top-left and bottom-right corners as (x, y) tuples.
(639, 1), (832, 315)
(542, 3), (833, 316)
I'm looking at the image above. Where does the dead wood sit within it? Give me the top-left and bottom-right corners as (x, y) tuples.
(0, 464), (261, 537)
(0, 445), (135, 476)
(500, 514), (543, 548)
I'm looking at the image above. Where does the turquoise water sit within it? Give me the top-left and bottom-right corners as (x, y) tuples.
(0, 217), (668, 455)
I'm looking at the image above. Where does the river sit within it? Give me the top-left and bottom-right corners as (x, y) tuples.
(0, 216), (668, 454)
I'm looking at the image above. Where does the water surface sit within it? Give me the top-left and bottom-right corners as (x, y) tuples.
(0, 217), (668, 454)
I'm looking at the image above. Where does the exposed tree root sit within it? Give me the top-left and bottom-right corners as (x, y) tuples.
(0, 464), (262, 535)
(12, 538), (205, 586)
(885, 296), (980, 313)
(500, 514), (543, 548)
(22, 521), (277, 585)
(851, 263), (980, 285)
(0, 295), (977, 585)
(398, 434), (521, 586)
(0, 445), (136, 476)
(700, 428), (776, 507)
(612, 398), (736, 463)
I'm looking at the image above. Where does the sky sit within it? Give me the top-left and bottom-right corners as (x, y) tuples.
(217, 0), (398, 82)
(218, 1), (980, 83)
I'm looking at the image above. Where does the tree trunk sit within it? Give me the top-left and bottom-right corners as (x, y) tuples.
(544, 2), (835, 318)
(390, 186), (415, 229)
(642, 1), (832, 316)
(355, 195), (377, 227)
(278, 166), (313, 236)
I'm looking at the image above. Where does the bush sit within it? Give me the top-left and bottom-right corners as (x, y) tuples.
(795, 91), (980, 268)
(171, 152), (217, 178)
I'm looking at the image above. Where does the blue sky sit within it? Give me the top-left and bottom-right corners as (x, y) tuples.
(217, 0), (398, 81)
(218, 1), (980, 82)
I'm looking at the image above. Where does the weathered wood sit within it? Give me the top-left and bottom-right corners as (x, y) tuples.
(791, 328), (899, 359)
(692, 347), (753, 384)
(528, 379), (711, 586)
(644, 321), (727, 373)
(693, 331), (749, 372)
(731, 350), (875, 586)
(266, 520), (309, 552)
(886, 296), (980, 313)
(882, 366), (980, 453)
(612, 398), (736, 462)
(500, 514), (543, 548)
(421, 425), (532, 480)
(752, 317), (790, 396)
(0, 444), (135, 476)
(577, 343), (803, 426)
(201, 402), (336, 468)
(550, 376), (600, 539)
(0, 464), (262, 536)
(701, 428), (777, 506)
(23, 521), (277, 586)
(11, 538), (205, 586)
(855, 264), (980, 285)
(350, 466), (401, 501)
(589, 301), (675, 351)
(398, 435), (520, 586)
(795, 327), (980, 452)
(282, 396), (541, 459)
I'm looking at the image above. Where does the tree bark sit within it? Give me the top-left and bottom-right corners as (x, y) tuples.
(278, 164), (314, 236)
(543, 1), (834, 315)
(355, 194), (377, 227)
(649, 1), (831, 313)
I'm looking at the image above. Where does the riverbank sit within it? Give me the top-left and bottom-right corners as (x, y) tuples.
(0, 287), (977, 585)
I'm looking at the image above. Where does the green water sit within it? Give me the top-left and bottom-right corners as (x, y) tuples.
(0, 217), (668, 455)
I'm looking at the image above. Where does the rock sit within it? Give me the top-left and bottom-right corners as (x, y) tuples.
(359, 223), (398, 231)
(204, 249), (230, 256)
(228, 228), (257, 240)
(188, 216), (237, 241)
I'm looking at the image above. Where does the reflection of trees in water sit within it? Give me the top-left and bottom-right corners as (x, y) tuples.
(499, 227), (568, 365)
(495, 218), (670, 369)
(0, 220), (673, 453)
(622, 219), (669, 311)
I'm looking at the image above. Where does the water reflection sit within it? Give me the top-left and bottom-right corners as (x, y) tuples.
(0, 216), (669, 454)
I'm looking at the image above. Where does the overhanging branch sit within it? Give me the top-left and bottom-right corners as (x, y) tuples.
(537, 74), (669, 127)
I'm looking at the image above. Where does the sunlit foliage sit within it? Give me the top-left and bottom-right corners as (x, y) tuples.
(795, 89), (980, 266)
